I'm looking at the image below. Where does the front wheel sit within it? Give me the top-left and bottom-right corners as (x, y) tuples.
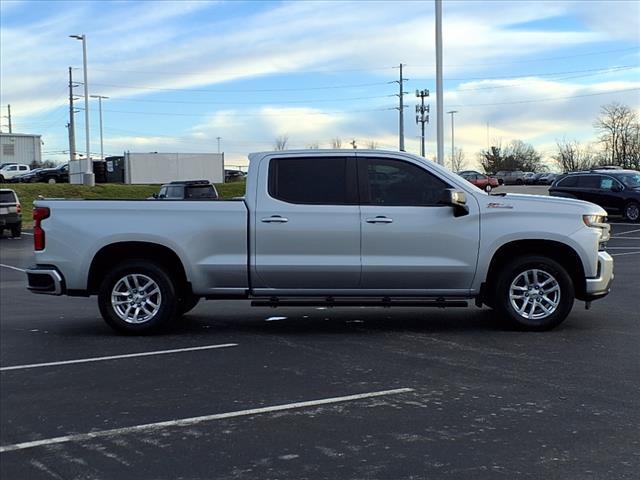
(624, 202), (639, 223)
(492, 255), (574, 331)
(98, 260), (178, 334)
(47, 177), (57, 184)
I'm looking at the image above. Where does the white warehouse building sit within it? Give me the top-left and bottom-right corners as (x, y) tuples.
(0, 133), (42, 166)
(123, 152), (225, 184)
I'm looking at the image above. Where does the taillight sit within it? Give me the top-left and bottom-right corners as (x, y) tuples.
(33, 207), (50, 251)
(16, 203), (21, 214)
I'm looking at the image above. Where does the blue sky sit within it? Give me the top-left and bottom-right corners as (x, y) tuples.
(1, 0), (638, 169)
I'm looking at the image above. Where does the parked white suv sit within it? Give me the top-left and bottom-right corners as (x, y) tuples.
(0, 163), (30, 182)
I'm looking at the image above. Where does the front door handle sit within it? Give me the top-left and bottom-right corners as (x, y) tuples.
(365, 216), (393, 224)
(261, 215), (289, 223)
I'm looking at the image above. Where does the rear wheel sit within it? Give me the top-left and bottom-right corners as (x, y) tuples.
(492, 255), (574, 331)
(624, 201), (639, 222)
(10, 223), (21, 238)
(98, 260), (178, 334)
(47, 177), (57, 184)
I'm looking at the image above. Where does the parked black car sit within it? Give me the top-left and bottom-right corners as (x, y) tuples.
(18, 164), (69, 184)
(153, 180), (219, 200)
(0, 188), (22, 237)
(549, 169), (640, 222)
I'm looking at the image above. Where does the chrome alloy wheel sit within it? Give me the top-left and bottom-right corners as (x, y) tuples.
(111, 274), (162, 324)
(509, 269), (561, 320)
(626, 203), (639, 222)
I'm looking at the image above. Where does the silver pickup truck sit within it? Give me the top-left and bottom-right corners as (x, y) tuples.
(26, 150), (613, 333)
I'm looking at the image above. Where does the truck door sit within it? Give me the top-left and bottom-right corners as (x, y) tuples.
(253, 155), (361, 291)
(358, 156), (480, 293)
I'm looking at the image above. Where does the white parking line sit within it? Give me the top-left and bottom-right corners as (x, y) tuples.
(20, 232), (33, 236)
(606, 247), (640, 250)
(609, 237), (640, 240)
(0, 264), (25, 273)
(0, 387), (414, 453)
(611, 251), (640, 257)
(0, 344), (238, 372)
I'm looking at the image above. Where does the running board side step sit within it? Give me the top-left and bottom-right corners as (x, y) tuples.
(251, 298), (469, 308)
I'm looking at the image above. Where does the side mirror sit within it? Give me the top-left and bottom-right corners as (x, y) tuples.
(440, 189), (469, 217)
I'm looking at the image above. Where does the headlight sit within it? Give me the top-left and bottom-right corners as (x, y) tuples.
(583, 215), (610, 243)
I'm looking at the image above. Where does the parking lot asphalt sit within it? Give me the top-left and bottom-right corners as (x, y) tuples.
(1, 219), (639, 479)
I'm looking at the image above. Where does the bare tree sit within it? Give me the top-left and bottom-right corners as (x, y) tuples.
(307, 142), (320, 149)
(553, 139), (597, 172)
(366, 140), (379, 150)
(594, 102), (639, 169)
(331, 137), (342, 149)
(350, 139), (357, 149)
(274, 135), (289, 151)
(449, 147), (466, 172)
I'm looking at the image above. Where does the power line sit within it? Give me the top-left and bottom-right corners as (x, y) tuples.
(107, 94), (393, 105)
(77, 106), (395, 117)
(448, 87), (640, 108)
(90, 81), (391, 93)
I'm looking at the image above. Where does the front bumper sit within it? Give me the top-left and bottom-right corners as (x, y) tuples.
(26, 266), (65, 295)
(584, 251), (614, 300)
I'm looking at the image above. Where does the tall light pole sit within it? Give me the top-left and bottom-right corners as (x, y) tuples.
(216, 136), (222, 154)
(447, 110), (458, 169)
(90, 95), (108, 161)
(435, 0), (444, 166)
(70, 34), (94, 186)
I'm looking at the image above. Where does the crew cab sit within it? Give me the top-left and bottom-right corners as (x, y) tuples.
(0, 163), (30, 182)
(26, 150), (614, 334)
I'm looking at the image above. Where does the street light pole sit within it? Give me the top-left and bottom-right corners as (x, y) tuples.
(70, 34), (94, 185)
(447, 110), (458, 169)
(435, 0), (444, 166)
(90, 95), (108, 161)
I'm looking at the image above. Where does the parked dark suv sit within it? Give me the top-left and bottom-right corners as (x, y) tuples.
(18, 163), (69, 184)
(0, 188), (22, 237)
(153, 180), (219, 200)
(549, 170), (640, 222)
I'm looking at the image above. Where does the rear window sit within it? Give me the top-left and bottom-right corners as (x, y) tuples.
(185, 185), (217, 199)
(577, 175), (601, 188)
(0, 191), (17, 203)
(268, 157), (356, 205)
(556, 175), (578, 187)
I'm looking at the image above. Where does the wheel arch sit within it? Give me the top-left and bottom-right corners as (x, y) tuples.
(481, 239), (587, 303)
(88, 241), (190, 295)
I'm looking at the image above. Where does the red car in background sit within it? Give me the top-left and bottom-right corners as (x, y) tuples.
(458, 171), (500, 192)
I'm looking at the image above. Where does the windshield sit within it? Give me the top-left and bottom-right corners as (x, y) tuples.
(0, 191), (17, 203)
(185, 185), (217, 199)
(619, 173), (640, 188)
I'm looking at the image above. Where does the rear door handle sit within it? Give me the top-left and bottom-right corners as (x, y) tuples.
(261, 215), (289, 223)
(365, 216), (393, 224)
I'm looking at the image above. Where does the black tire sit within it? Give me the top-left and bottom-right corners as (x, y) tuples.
(47, 177), (57, 184)
(98, 260), (178, 334)
(178, 292), (200, 315)
(0, 175), (4, 183)
(516, 179), (524, 185)
(10, 223), (21, 238)
(624, 201), (640, 223)
(492, 255), (574, 331)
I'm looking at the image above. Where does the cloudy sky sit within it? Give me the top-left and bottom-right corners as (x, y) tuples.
(1, 0), (639, 169)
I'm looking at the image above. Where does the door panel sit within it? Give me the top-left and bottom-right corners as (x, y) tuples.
(253, 155), (361, 290)
(359, 157), (480, 292)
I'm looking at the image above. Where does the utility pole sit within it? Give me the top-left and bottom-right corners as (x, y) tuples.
(350, 139), (357, 149)
(392, 63), (408, 151)
(216, 136), (222, 154)
(6, 104), (12, 133)
(447, 110), (458, 169)
(68, 67), (77, 164)
(435, 0), (444, 165)
(415, 89), (430, 157)
(90, 95), (108, 160)
(70, 34), (94, 185)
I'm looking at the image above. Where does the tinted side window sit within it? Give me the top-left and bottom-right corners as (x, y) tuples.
(185, 185), (217, 199)
(166, 186), (182, 198)
(577, 175), (601, 188)
(557, 175), (578, 187)
(363, 158), (450, 206)
(269, 157), (355, 205)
